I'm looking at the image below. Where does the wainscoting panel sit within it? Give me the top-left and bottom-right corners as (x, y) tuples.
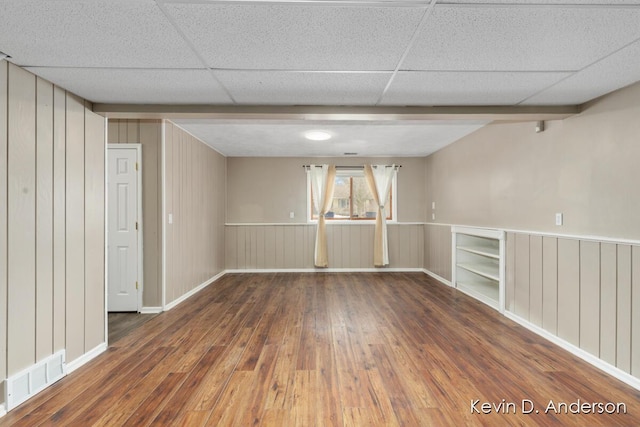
(506, 232), (640, 377)
(617, 245), (632, 373)
(226, 223), (424, 270)
(541, 236), (558, 335)
(423, 223), (451, 282)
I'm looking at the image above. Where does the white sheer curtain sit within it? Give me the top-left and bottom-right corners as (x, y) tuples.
(309, 164), (336, 267)
(364, 164), (396, 267)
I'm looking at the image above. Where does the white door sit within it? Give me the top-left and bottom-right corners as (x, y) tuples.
(108, 147), (139, 312)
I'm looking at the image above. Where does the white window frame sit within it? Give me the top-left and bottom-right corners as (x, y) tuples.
(306, 168), (398, 224)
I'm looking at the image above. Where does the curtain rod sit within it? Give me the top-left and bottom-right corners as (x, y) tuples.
(302, 165), (401, 169)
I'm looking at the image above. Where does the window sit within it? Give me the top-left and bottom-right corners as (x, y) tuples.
(309, 168), (395, 221)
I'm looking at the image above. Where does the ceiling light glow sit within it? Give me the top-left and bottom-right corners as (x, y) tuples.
(304, 130), (332, 141)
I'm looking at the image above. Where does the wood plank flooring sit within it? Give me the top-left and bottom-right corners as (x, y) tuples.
(2, 272), (639, 426)
(108, 312), (158, 345)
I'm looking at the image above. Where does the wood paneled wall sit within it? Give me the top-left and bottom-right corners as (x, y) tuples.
(225, 223), (424, 270)
(0, 63), (105, 406)
(165, 121), (226, 305)
(0, 61), (8, 407)
(506, 232), (640, 377)
(424, 223), (452, 282)
(107, 119), (162, 307)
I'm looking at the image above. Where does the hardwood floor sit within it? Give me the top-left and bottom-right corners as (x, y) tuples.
(108, 312), (159, 345)
(2, 272), (639, 426)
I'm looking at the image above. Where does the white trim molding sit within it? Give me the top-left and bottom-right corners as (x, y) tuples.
(225, 268), (425, 274)
(422, 269), (452, 287)
(225, 222), (427, 227)
(425, 222), (640, 246)
(163, 271), (226, 311)
(161, 120), (167, 310)
(140, 307), (163, 314)
(505, 311), (640, 392)
(0, 403), (6, 417)
(66, 343), (108, 375)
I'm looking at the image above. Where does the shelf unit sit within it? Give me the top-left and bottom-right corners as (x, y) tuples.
(451, 226), (505, 312)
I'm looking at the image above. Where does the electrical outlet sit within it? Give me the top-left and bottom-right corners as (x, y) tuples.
(168, 213), (173, 224)
(555, 213), (563, 226)
(432, 213), (436, 220)
(289, 211), (295, 219)
(432, 202), (436, 210)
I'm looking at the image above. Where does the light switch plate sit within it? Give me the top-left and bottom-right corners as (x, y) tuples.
(555, 213), (563, 226)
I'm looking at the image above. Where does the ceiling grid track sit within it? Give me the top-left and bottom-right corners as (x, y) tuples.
(154, 0), (238, 104)
(517, 33), (640, 106)
(375, 0), (438, 106)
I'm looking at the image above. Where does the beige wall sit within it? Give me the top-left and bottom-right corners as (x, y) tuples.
(165, 121), (226, 305)
(425, 82), (640, 384)
(0, 63), (105, 405)
(226, 156), (426, 223)
(108, 119), (163, 307)
(426, 81), (640, 241)
(226, 223), (424, 270)
(108, 119), (227, 308)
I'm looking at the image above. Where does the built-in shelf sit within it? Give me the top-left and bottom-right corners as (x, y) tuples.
(457, 262), (500, 282)
(452, 227), (505, 312)
(457, 245), (500, 259)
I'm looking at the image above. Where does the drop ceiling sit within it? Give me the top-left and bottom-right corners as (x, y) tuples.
(1, 0), (640, 157)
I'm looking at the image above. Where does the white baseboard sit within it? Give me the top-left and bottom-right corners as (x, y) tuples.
(140, 306), (162, 314)
(224, 268), (425, 274)
(422, 269), (452, 287)
(0, 403), (6, 418)
(504, 311), (640, 391)
(66, 343), (108, 375)
(164, 271), (226, 311)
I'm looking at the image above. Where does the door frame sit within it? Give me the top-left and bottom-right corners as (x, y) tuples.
(107, 143), (144, 313)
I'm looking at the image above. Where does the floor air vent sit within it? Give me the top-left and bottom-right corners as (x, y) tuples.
(4, 350), (66, 411)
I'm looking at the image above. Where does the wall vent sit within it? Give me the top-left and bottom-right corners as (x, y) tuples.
(4, 350), (66, 411)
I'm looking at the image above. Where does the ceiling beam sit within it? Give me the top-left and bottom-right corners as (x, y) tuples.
(93, 104), (580, 121)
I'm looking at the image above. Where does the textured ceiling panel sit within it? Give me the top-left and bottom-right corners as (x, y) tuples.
(2, 0), (639, 157)
(214, 71), (391, 105)
(164, 3), (425, 70)
(0, 0), (202, 68)
(25, 68), (233, 104)
(522, 39), (640, 105)
(380, 71), (571, 106)
(403, 5), (640, 71)
(171, 120), (488, 157)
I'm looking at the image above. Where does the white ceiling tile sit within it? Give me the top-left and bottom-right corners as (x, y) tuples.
(214, 71), (391, 105)
(171, 120), (488, 157)
(0, 0), (202, 68)
(403, 5), (640, 71)
(380, 71), (571, 105)
(164, 3), (425, 70)
(522, 39), (640, 105)
(25, 68), (233, 104)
